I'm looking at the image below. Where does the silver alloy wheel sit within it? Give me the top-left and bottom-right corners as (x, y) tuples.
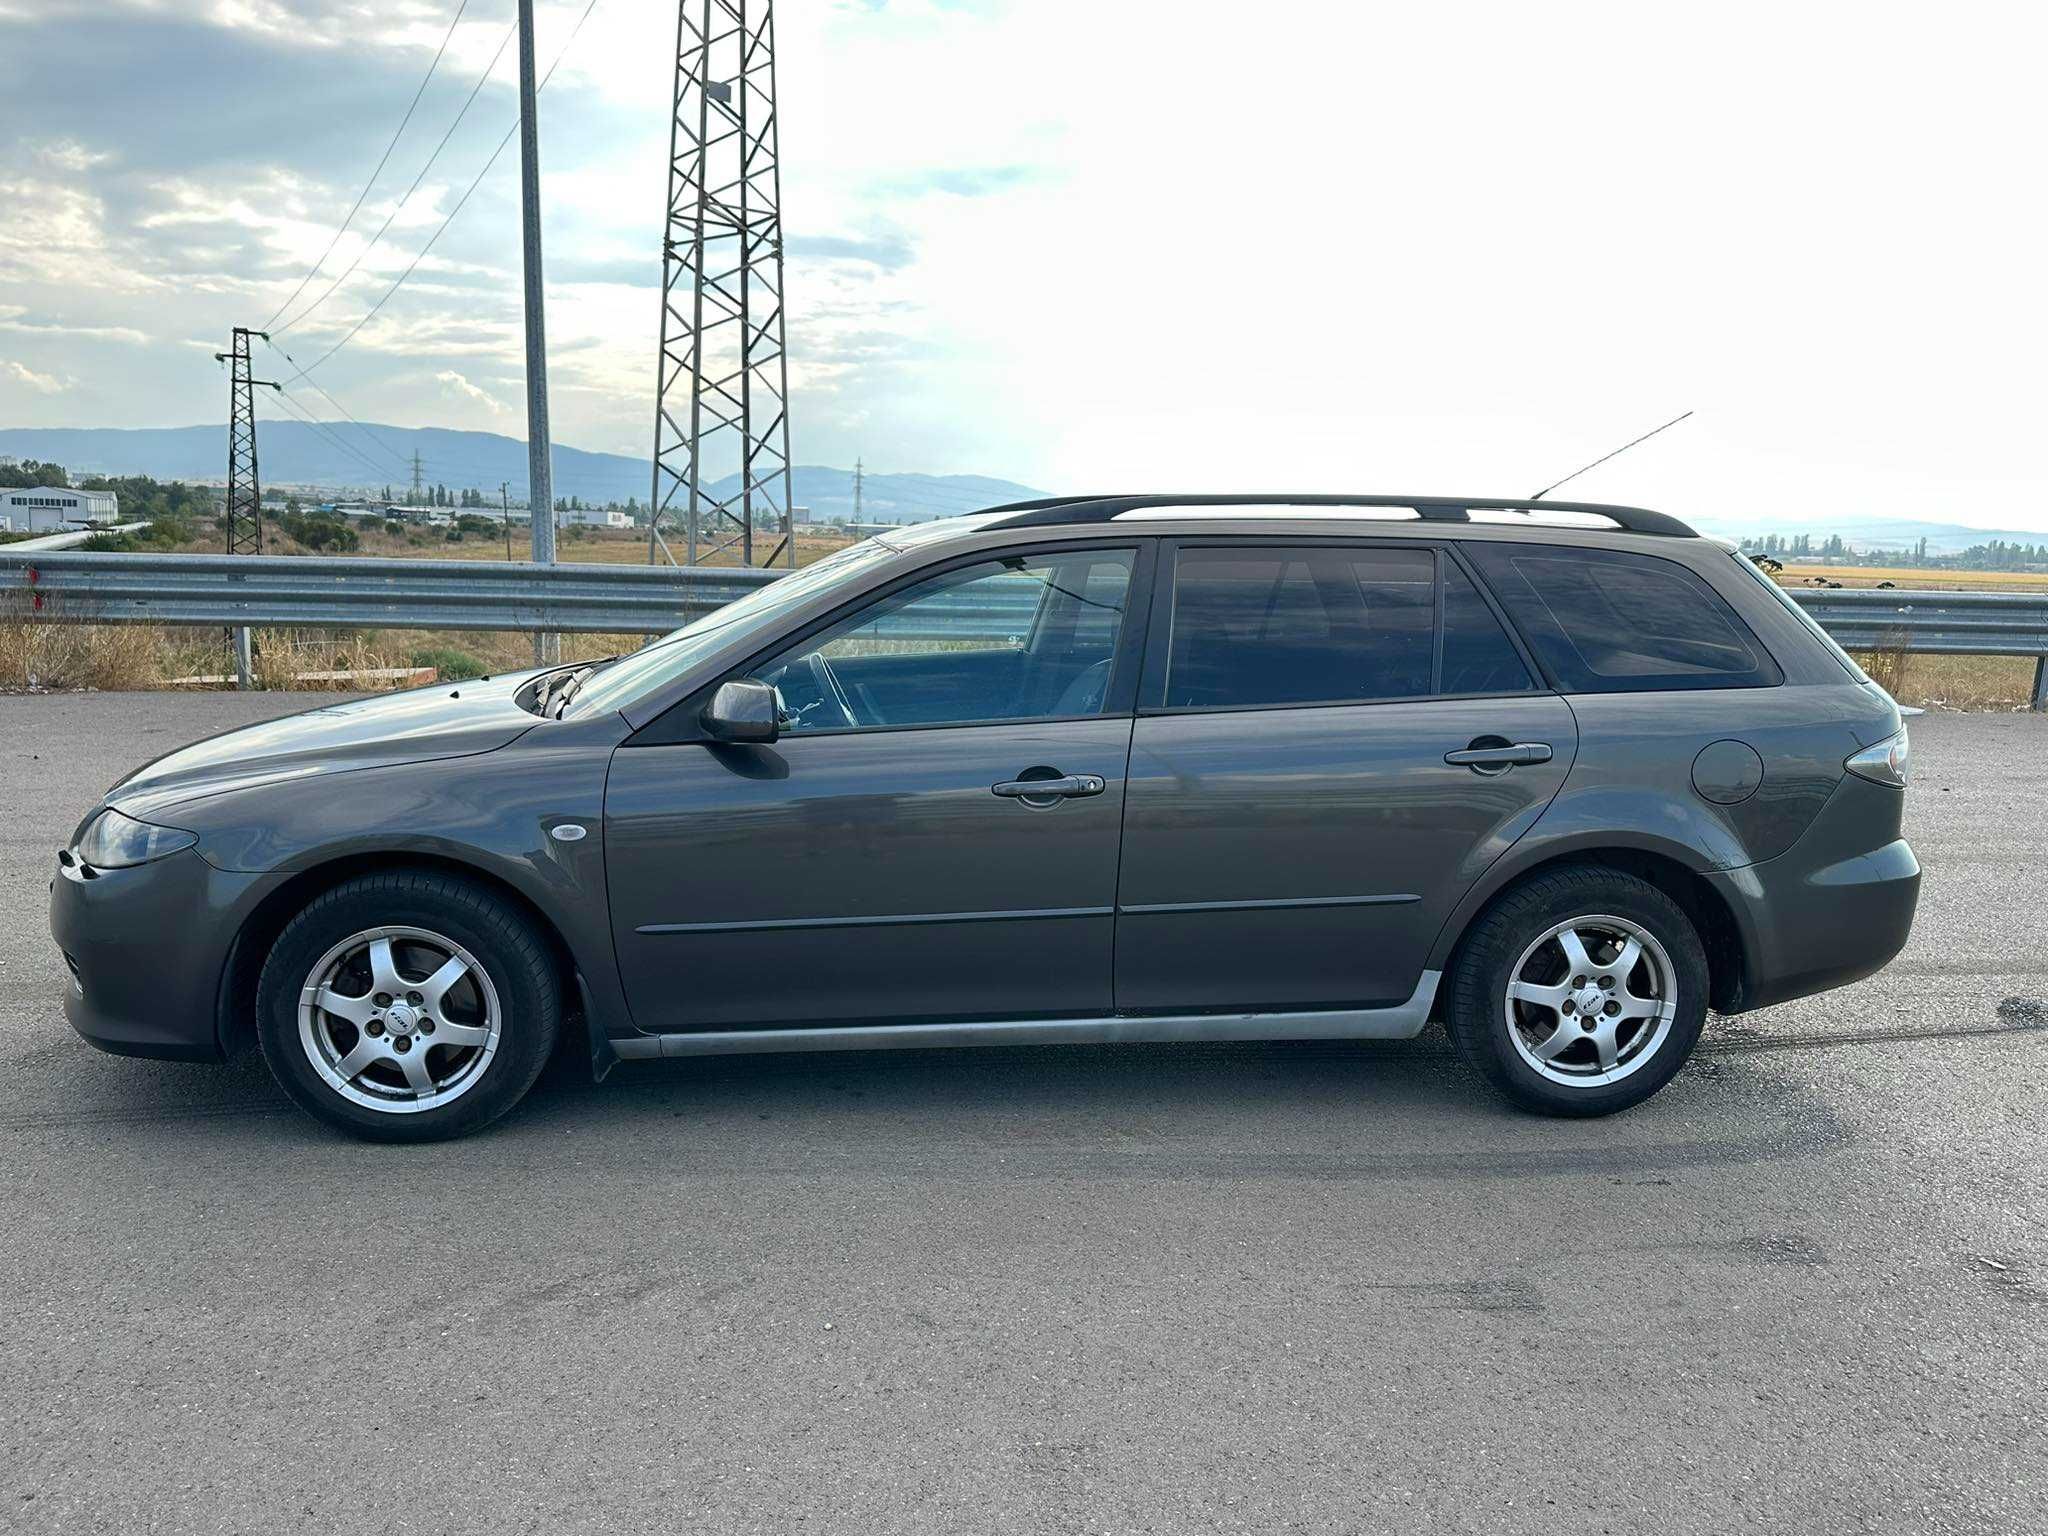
(297, 925), (502, 1115)
(1503, 913), (1678, 1088)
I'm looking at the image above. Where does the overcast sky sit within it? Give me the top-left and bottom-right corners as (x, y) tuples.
(2, 0), (2045, 530)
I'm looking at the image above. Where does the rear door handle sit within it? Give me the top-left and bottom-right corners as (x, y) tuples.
(992, 774), (1106, 800)
(1444, 742), (1553, 769)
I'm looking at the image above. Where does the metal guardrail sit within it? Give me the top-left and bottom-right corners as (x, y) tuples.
(0, 550), (780, 634)
(3, 550), (2046, 706)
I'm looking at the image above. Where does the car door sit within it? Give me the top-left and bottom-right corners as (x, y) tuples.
(1114, 540), (1577, 1014)
(604, 541), (1152, 1034)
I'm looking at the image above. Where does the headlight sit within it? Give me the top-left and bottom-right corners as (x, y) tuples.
(75, 808), (198, 869)
(1844, 724), (1910, 789)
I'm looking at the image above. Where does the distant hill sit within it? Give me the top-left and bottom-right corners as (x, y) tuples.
(0, 423), (1045, 523)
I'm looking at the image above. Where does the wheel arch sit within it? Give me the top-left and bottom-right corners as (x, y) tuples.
(215, 850), (584, 1060)
(1427, 840), (1749, 1016)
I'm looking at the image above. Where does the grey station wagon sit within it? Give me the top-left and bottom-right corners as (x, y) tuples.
(51, 495), (1920, 1140)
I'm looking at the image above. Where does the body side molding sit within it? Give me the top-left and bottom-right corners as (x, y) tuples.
(613, 970), (1442, 1061)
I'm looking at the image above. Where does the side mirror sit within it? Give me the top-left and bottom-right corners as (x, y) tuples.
(702, 678), (780, 744)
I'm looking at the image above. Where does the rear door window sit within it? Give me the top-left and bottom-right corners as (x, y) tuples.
(1464, 544), (1781, 692)
(1159, 546), (1533, 709)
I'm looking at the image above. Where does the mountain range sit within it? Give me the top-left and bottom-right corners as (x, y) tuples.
(3, 423), (2041, 551)
(0, 423), (1042, 525)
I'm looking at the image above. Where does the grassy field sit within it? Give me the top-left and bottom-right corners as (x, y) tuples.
(1776, 562), (2048, 593)
(163, 522), (857, 568)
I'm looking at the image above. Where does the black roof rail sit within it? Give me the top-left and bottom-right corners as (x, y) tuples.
(980, 493), (1695, 538)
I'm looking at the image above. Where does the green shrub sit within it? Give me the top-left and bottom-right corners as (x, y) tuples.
(408, 644), (490, 682)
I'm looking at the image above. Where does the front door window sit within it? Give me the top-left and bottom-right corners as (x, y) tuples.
(760, 548), (1137, 732)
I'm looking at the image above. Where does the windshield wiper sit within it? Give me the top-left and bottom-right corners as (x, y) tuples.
(549, 656), (622, 718)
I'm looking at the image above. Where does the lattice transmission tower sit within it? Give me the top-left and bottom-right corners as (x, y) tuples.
(214, 327), (278, 557)
(212, 326), (279, 687)
(649, 0), (796, 568)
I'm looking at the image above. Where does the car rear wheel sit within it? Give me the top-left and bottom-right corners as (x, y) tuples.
(255, 871), (560, 1142)
(1445, 866), (1708, 1117)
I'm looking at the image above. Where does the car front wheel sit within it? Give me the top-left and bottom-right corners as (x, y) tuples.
(1446, 866), (1709, 1117)
(255, 871), (561, 1142)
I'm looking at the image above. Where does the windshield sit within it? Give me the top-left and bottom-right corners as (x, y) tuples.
(561, 538), (904, 719)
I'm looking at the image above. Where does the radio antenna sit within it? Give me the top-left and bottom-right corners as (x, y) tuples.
(1529, 410), (1694, 501)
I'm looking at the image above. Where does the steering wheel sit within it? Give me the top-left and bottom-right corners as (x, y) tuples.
(806, 651), (860, 728)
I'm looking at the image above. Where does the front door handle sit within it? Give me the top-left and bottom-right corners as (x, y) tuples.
(1444, 741), (1553, 771)
(992, 773), (1106, 801)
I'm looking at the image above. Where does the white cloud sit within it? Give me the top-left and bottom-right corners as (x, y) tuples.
(436, 369), (506, 413)
(2, 360), (69, 394)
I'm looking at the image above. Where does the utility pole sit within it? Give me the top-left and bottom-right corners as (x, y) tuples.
(213, 326), (279, 689)
(649, 0), (796, 571)
(517, 0), (559, 662)
(853, 456), (862, 523)
(501, 481), (513, 561)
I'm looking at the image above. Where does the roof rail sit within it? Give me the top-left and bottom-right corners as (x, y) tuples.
(981, 493), (1695, 538)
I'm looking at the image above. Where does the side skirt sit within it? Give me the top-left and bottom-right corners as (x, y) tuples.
(612, 971), (1441, 1061)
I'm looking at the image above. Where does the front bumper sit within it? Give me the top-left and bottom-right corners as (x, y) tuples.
(49, 845), (270, 1062)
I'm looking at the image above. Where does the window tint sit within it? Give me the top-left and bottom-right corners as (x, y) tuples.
(1464, 544), (1780, 693)
(1441, 561), (1536, 694)
(1164, 547), (1436, 709)
(762, 549), (1135, 732)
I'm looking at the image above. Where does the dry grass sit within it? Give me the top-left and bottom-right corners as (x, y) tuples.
(1779, 563), (2048, 593)
(0, 594), (164, 691)
(1851, 650), (2040, 711)
(165, 521), (854, 568)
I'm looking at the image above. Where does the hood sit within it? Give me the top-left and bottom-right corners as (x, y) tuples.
(107, 670), (545, 822)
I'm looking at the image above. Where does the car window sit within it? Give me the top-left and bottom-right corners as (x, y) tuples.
(1464, 543), (1781, 692)
(760, 549), (1136, 732)
(1441, 560), (1536, 694)
(561, 537), (902, 718)
(1164, 547), (1436, 709)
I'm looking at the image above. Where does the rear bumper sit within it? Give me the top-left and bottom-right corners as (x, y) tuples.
(49, 847), (267, 1062)
(1706, 776), (1919, 1013)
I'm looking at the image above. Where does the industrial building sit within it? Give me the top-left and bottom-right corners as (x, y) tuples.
(0, 485), (119, 532)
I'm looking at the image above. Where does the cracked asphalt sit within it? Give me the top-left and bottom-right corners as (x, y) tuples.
(1, 694), (2043, 1534)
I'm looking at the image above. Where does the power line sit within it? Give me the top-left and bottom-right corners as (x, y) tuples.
(268, 384), (408, 487)
(261, 0), (474, 331)
(274, 13), (519, 337)
(260, 337), (412, 477)
(276, 0), (602, 385)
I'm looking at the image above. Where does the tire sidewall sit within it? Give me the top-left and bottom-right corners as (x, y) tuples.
(256, 876), (558, 1142)
(1449, 869), (1709, 1117)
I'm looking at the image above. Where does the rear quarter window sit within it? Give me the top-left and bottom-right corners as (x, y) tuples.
(1465, 543), (1782, 693)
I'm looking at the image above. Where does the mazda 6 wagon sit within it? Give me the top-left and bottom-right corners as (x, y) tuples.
(51, 494), (1919, 1140)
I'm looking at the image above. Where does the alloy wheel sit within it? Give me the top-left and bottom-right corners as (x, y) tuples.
(1503, 913), (1678, 1088)
(296, 925), (502, 1115)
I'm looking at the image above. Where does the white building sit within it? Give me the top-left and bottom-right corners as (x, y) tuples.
(0, 486), (119, 532)
(561, 508), (631, 529)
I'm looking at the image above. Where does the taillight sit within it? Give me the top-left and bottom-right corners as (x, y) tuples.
(1845, 725), (1910, 789)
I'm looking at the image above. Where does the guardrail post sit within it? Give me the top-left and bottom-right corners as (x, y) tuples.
(233, 626), (253, 691)
(2033, 656), (2048, 713)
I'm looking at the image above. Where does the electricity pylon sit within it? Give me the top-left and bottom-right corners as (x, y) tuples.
(214, 327), (279, 559)
(213, 327), (279, 688)
(648, 0), (795, 569)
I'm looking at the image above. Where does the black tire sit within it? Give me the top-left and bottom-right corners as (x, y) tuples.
(1445, 865), (1709, 1117)
(255, 870), (561, 1142)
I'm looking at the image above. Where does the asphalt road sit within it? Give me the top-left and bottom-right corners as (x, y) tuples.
(2, 693), (2044, 1535)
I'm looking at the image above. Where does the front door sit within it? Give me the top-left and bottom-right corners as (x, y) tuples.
(1114, 541), (1578, 1014)
(606, 543), (1148, 1033)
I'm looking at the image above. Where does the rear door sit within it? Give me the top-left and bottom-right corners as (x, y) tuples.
(1114, 541), (1577, 1014)
(605, 541), (1151, 1033)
